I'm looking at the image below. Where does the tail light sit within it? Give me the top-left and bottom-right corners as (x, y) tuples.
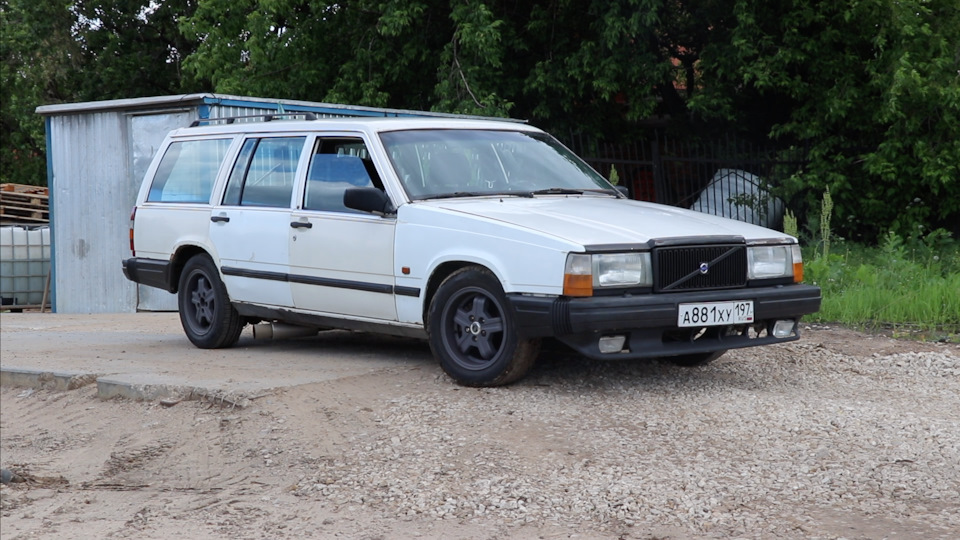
(129, 207), (136, 256)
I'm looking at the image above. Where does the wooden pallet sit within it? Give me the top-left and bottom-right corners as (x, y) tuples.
(0, 184), (49, 224)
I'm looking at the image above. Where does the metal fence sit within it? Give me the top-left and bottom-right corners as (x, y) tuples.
(565, 133), (809, 228)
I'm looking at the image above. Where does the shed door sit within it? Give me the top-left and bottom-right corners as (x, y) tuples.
(130, 112), (191, 311)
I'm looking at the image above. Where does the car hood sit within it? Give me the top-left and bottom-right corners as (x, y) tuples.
(422, 196), (789, 246)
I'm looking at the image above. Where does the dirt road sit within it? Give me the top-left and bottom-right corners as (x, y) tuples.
(1, 313), (958, 539)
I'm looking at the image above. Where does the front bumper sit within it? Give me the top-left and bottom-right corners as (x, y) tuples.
(508, 284), (822, 360)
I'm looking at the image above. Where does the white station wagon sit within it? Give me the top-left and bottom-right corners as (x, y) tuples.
(123, 116), (821, 386)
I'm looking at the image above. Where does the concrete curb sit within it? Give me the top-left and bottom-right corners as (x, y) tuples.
(95, 377), (195, 402)
(1, 367), (256, 408)
(0, 367), (98, 391)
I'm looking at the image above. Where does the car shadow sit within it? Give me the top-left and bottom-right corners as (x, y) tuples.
(522, 339), (780, 393)
(232, 330), (785, 392)
(234, 328), (435, 364)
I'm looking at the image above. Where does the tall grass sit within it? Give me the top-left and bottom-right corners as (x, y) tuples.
(803, 229), (960, 339)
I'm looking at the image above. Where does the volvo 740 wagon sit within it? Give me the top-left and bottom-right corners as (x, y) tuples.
(123, 116), (821, 386)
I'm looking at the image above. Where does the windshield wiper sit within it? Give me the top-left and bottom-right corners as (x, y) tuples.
(529, 187), (585, 196)
(532, 187), (620, 196)
(528, 187), (622, 197)
(421, 191), (487, 200)
(422, 191), (534, 200)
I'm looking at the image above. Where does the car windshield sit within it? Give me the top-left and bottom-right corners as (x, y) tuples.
(379, 129), (617, 200)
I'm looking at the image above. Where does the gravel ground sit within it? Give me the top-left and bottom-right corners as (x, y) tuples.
(2, 325), (958, 539)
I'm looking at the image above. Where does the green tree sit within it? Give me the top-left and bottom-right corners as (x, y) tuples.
(689, 0), (960, 240)
(4, 0), (957, 240)
(181, 0), (674, 133)
(1, 0), (82, 185)
(71, 0), (204, 99)
(181, 0), (345, 102)
(1, 0), (202, 186)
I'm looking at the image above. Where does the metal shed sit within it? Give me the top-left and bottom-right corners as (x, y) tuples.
(36, 94), (483, 313)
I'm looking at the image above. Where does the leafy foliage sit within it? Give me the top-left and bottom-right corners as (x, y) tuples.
(690, 0), (960, 240)
(1, 0), (202, 185)
(180, 0), (675, 132)
(2, 0), (957, 242)
(1, 0), (81, 185)
(71, 0), (204, 98)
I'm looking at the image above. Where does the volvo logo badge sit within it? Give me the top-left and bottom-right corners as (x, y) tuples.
(699, 262), (710, 275)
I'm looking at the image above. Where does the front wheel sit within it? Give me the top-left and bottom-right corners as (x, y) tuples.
(178, 254), (244, 349)
(428, 267), (540, 386)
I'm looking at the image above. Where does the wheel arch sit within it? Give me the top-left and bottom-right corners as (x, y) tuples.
(424, 262), (540, 386)
(169, 244), (214, 293)
(422, 261), (495, 328)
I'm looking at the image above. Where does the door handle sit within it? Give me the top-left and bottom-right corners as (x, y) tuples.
(210, 215), (230, 223)
(290, 221), (313, 229)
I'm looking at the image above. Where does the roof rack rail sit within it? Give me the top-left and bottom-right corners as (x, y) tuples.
(190, 112), (318, 127)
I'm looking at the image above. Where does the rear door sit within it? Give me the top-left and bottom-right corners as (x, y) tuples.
(209, 135), (308, 308)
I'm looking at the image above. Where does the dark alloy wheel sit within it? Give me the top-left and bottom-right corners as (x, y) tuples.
(428, 267), (539, 386)
(178, 255), (244, 349)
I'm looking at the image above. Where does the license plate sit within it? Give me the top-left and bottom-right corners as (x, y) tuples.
(678, 301), (754, 327)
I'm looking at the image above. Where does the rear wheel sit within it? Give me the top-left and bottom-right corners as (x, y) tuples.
(428, 267), (539, 386)
(178, 254), (244, 349)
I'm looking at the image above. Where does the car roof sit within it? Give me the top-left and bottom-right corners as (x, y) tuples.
(168, 116), (542, 138)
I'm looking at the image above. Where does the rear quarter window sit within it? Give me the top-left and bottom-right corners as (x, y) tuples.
(147, 138), (232, 203)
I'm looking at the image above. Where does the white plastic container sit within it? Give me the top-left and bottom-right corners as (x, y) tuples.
(0, 226), (51, 307)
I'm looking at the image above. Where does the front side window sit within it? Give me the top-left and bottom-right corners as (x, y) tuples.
(379, 129), (614, 200)
(303, 137), (383, 213)
(147, 138), (232, 203)
(222, 137), (306, 208)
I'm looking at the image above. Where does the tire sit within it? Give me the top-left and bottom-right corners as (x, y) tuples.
(667, 350), (726, 367)
(178, 254), (244, 349)
(428, 267), (540, 386)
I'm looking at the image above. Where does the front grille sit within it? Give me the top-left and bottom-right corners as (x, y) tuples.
(653, 244), (747, 292)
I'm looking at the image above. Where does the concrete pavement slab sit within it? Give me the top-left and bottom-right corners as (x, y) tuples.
(1, 312), (435, 403)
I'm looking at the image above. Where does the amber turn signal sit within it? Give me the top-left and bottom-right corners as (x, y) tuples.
(563, 273), (593, 297)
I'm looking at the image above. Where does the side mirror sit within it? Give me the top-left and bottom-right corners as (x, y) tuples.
(344, 187), (395, 215)
(615, 185), (629, 198)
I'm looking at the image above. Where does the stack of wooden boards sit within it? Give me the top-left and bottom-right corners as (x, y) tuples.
(0, 184), (49, 225)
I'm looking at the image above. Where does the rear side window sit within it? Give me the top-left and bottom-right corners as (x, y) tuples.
(222, 137), (306, 208)
(147, 139), (232, 203)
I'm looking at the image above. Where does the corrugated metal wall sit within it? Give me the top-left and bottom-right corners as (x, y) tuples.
(206, 105), (362, 121)
(48, 111), (138, 313)
(208, 105), (274, 121)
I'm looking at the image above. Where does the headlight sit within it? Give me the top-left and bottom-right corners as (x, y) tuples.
(748, 244), (802, 281)
(564, 252), (652, 296)
(594, 253), (649, 286)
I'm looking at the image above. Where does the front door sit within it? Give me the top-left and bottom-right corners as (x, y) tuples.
(288, 136), (397, 320)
